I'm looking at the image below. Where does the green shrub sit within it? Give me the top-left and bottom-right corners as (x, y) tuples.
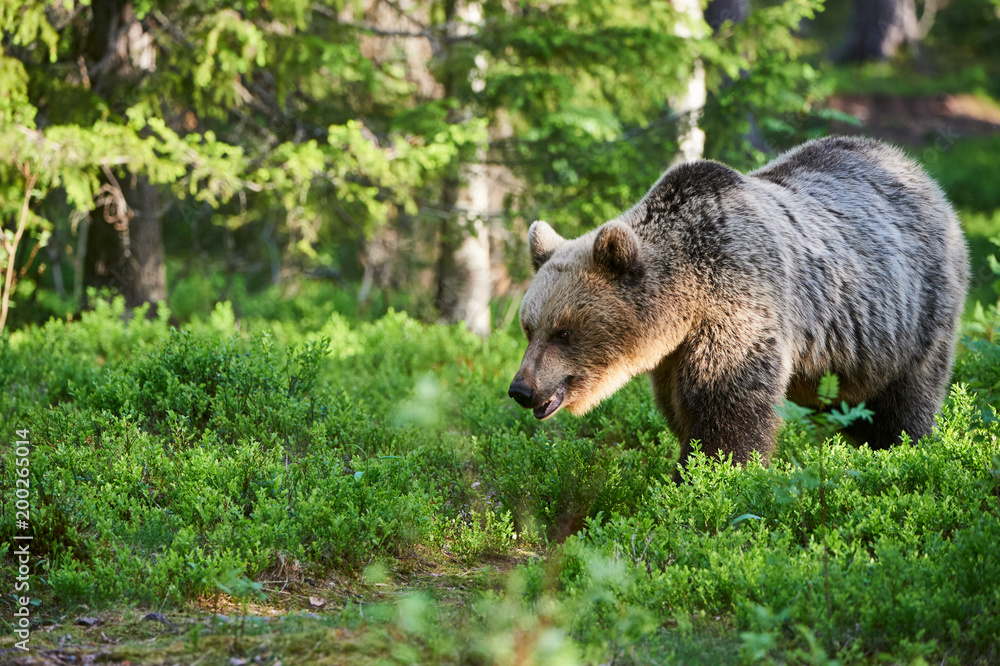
(1, 289), (998, 664)
(558, 386), (1000, 661)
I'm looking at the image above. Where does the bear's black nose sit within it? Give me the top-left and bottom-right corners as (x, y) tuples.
(508, 379), (534, 408)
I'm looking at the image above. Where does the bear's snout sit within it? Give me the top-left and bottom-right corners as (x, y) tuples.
(509, 375), (569, 420)
(508, 378), (535, 408)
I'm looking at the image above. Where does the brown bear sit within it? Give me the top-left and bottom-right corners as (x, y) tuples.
(508, 136), (969, 475)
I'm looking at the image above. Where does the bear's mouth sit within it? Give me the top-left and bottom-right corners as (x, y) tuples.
(533, 380), (568, 420)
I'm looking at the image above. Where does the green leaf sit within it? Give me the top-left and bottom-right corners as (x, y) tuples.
(776, 399), (813, 424)
(818, 372), (840, 405)
(730, 513), (762, 527)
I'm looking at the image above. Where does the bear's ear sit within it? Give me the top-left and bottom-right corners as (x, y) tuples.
(593, 222), (639, 275)
(528, 220), (565, 272)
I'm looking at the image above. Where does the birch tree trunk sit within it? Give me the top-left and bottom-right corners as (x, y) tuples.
(435, 1), (493, 337)
(437, 157), (492, 337)
(670, 0), (708, 165)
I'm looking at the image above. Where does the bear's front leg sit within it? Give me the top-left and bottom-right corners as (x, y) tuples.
(660, 331), (788, 481)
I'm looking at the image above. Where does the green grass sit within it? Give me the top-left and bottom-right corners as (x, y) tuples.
(825, 59), (1000, 98)
(923, 137), (1000, 214)
(910, 135), (1000, 307)
(2, 292), (1000, 664)
(960, 208), (1000, 307)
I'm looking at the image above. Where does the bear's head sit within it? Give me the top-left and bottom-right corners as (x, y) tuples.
(508, 219), (688, 419)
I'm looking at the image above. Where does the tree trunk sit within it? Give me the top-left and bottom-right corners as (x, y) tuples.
(703, 0), (770, 153)
(670, 0), (708, 164)
(41, 188), (70, 299)
(435, 1), (493, 337)
(841, 0), (921, 62)
(83, 0), (166, 312)
(705, 0), (749, 32)
(121, 176), (167, 307)
(436, 160), (492, 337)
(73, 212), (90, 306)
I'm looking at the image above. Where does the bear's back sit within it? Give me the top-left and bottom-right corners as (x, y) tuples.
(746, 136), (968, 385)
(748, 136), (954, 237)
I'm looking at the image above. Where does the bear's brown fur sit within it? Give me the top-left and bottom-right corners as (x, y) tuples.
(508, 136), (969, 475)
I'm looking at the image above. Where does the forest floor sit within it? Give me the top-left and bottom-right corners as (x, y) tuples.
(4, 554), (534, 665)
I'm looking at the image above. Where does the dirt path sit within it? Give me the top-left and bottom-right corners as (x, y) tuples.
(827, 93), (1000, 145)
(0, 552), (531, 665)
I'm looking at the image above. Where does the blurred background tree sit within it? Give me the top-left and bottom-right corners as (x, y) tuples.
(840, 0), (925, 62)
(1, 0), (998, 335)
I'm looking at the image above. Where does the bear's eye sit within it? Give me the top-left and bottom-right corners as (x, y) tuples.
(553, 329), (571, 343)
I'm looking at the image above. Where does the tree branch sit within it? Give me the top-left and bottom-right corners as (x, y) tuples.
(379, 0), (428, 31)
(0, 166), (39, 332)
